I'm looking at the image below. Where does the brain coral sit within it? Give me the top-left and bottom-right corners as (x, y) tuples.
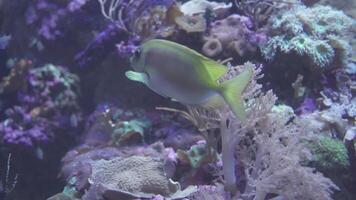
(85, 156), (196, 199)
(261, 5), (355, 70)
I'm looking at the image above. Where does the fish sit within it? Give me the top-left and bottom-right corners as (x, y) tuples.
(125, 39), (253, 121)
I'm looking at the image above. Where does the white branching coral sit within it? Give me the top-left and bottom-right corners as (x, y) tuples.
(180, 62), (338, 199)
(239, 105), (338, 200)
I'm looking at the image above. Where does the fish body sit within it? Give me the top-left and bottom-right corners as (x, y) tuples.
(126, 39), (253, 120)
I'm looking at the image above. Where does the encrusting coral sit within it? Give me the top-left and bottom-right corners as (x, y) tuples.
(261, 5), (355, 70)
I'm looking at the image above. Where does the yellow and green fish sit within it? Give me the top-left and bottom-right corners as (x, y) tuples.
(125, 39), (253, 121)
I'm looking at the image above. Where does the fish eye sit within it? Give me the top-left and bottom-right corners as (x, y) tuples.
(134, 48), (141, 58)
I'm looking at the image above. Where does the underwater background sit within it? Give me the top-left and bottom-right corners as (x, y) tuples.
(0, 0), (355, 199)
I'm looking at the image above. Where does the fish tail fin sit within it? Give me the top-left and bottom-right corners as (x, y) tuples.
(219, 67), (253, 121)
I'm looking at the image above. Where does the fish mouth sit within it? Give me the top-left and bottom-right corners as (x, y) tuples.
(129, 61), (139, 71)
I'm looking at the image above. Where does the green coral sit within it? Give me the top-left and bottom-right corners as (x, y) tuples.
(177, 142), (218, 168)
(261, 5), (355, 70)
(29, 64), (81, 110)
(47, 177), (80, 200)
(111, 119), (151, 145)
(309, 136), (349, 172)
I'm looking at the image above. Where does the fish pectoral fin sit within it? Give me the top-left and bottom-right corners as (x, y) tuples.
(125, 71), (148, 85)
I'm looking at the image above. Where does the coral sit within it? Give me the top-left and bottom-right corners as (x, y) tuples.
(308, 136), (349, 171)
(75, 25), (129, 69)
(83, 104), (152, 146)
(87, 156), (179, 198)
(24, 0), (92, 40)
(233, 0), (297, 29)
(261, 5), (355, 70)
(179, 62), (338, 198)
(67, 0), (90, 12)
(316, 0), (356, 18)
(82, 104), (116, 145)
(20, 64), (81, 129)
(47, 175), (84, 199)
(0, 64), (81, 152)
(202, 38), (222, 58)
(175, 15), (206, 33)
(188, 185), (228, 200)
(116, 35), (140, 58)
(0, 106), (51, 148)
(177, 140), (218, 169)
(60, 142), (179, 194)
(203, 14), (266, 57)
(237, 104), (338, 200)
(179, 0), (232, 16)
(1, 0), (108, 72)
(111, 118), (151, 145)
(154, 125), (203, 150)
(47, 182), (80, 200)
(61, 146), (122, 191)
(296, 97), (317, 114)
(0, 59), (32, 94)
(64, 154), (197, 200)
(98, 0), (177, 39)
(301, 95), (355, 139)
(83, 103), (199, 148)
(47, 193), (74, 200)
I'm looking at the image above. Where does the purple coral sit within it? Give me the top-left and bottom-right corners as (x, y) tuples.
(296, 97), (317, 115)
(0, 106), (51, 147)
(75, 24), (129, 69)
(0, 64), (81, 152)
(25, 0), (66, 40)
(67, 0), (89, 12)
(25, 0), (91, 40)
(116, 35), (140, 58)
(20, 64), (81, 128)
